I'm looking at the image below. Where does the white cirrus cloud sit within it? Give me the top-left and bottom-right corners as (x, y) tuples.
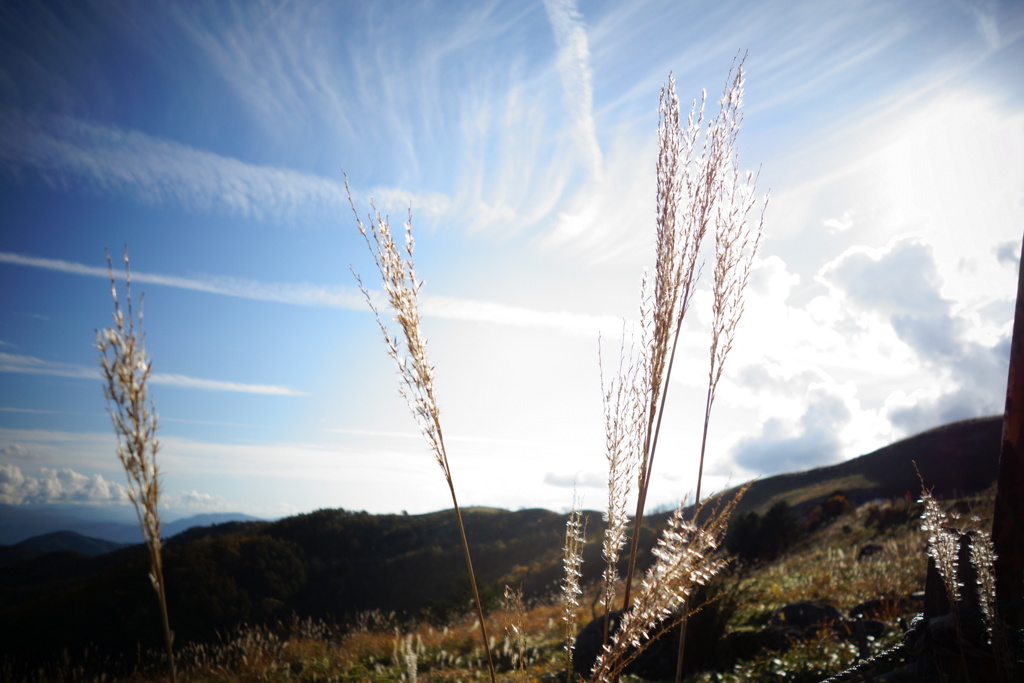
(0, 250), (368, 309)
(2, 250), (626, 338)
(542, 0), (602, 181)
(0, 107), (450, 225)
(0, 351), (306, 396)
(0, 352), (97, 380)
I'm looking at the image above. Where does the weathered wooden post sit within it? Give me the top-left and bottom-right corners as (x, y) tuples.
(993, 231), (1024, 617)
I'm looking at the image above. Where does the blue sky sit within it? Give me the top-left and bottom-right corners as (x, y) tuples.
(1, 0), (1022, 520)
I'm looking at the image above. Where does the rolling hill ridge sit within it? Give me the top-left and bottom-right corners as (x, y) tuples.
(0, 415), (1005, 672)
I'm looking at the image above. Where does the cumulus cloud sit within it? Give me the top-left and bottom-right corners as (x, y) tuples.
(819, 236), (1009, 432)
(168, 489), (230, 511)
(748, 254), (801, 302)
(735, 360), (825, 396)
(730, 385), (852, 474)
(886, 386), (998, 435)
(995, 240), (1020, 267)
(0, 464), (128, 505)
(890, 313), (964, 361)
(820, 237), (949, 317)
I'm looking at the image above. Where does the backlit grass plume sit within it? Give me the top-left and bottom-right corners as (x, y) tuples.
(598, 334), (644, 619)
(920, 485), (1018, 681)
(621, 57), (765, 611)
(347, 181), (497, 683)
(585, 57), (765, 682)
(96, 248), (176, 683)
(561, 495), (587, 680)
(587, 489), (747, 683)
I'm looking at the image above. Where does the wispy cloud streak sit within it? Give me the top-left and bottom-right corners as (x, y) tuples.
(149, 374), (306, 396)
(542, 0), (603, 181)
(0, 251), (367, 309)
(0, 352), (306, 396)
(1, 251), (626, 338)
(0, 108), (451, 223)
(0, 108), (345, 222)
(0, 352), (97, 380)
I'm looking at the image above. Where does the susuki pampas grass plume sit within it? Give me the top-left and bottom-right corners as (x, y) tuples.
(584, 56), (765, 682)
(561, 495), (587, 681)
(699, 62), (764, 506)
(919, 485), (1018, 681)
(621, 56), (766, 613)
(587, 489), (748, 683)
(598, 334), (643, 620)
(347, 180), (498, 683)
(96, 248), (176, 683)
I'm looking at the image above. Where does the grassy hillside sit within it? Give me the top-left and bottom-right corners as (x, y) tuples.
(711, 415), (1002, 517)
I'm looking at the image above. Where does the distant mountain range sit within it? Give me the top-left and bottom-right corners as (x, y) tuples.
(0, 530), (127, 567)
(0, 506), (264, 546)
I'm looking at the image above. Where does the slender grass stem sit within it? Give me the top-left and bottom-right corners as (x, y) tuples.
(445, 463), (497, 681)
(348, 182), (497, 683)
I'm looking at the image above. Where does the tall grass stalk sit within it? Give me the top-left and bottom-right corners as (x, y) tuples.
(676, 56), (765, 682)
(620, 56), (764, 614)
(96, 248), (176, 683)
(581, 58), (764, 682)
(347, 182), (497, 683)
